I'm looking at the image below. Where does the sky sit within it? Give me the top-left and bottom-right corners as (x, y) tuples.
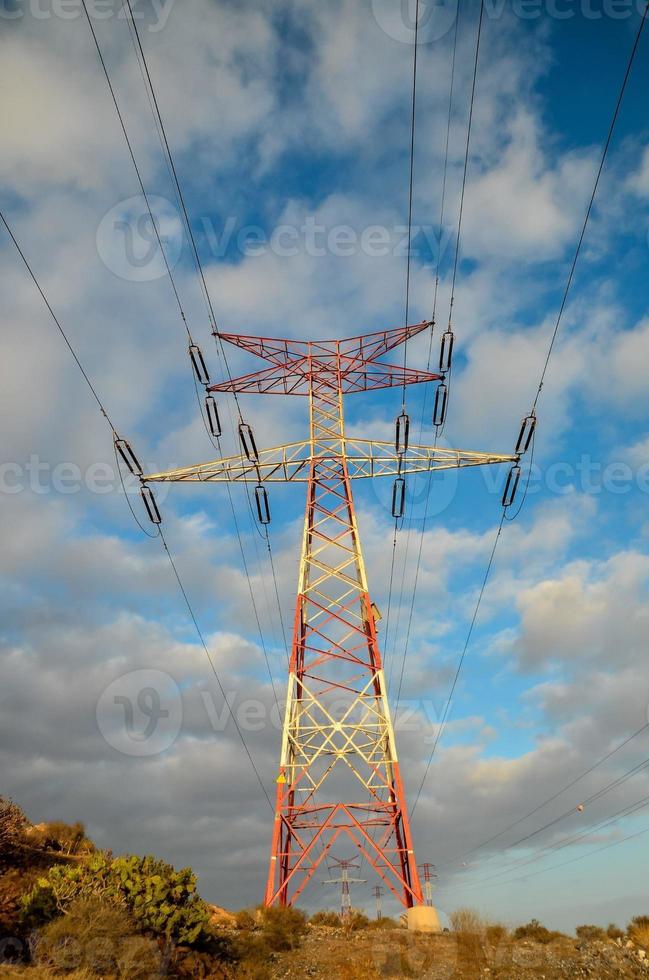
(1, 0), (649, 932)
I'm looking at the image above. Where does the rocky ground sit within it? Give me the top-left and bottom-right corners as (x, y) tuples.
(263, 924), (649, 980)
(1, 923), (648, 978)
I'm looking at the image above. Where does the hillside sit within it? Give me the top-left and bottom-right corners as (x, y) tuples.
(2, 797), (649, 979)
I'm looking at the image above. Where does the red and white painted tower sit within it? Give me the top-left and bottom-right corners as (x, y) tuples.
(146, 321), (514, 919)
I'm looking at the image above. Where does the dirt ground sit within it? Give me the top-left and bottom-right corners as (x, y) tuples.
(265, 925), (649, 980)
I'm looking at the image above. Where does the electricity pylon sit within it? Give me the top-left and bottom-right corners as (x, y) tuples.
(373, 885), (385, 919)
(419, 863), (437, 906)
(145, 321), (515, 913)
(323, 856), (366, 918)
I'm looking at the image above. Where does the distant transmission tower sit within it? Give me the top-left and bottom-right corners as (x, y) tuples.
(419, 863), (437, 906)
(323, 856), (366, 918)
(372, 885), (385, 919)
(146, 322), (514, 924)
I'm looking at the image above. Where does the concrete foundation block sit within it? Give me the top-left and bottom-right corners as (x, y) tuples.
(407, 905), (441, 933)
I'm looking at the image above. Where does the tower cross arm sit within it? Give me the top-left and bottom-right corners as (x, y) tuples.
(142, 440), (516, 484)
(343, 440), (518, 479)
(143, 440), (311, 484)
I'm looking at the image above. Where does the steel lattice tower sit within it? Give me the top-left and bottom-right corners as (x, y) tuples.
(146, 321), (515, 912)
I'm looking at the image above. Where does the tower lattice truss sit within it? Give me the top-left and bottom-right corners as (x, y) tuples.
(146, 321), (515, 909)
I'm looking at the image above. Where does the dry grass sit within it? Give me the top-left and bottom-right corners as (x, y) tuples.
(0, 971), (95, 979)
(576, 924), (606, 941)
(485, 922), (510, 946)
(630, 924), (649, 949)
(450, 907), (486, 936)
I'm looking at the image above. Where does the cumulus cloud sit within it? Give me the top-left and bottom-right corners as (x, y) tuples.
(2, 0), (649, 925)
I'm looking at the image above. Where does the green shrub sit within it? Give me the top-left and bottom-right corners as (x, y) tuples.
(607, 923), (624, 940)
(21, 854), (113, 924)
(34, 896), (161, 979)
(257, 904), (307, 951)
(233, 905), (308, 973)
(309, 909), (341, 927)
(576, 924), (606, 941)
(111, 854), (209, 944)
(513, 919), (562, 944)
(21, 852), (210, 946)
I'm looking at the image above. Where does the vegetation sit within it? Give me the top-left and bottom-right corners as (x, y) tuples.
(513, 918), (564, 944)
(33, 897), (160, 979)
(5, 799), (649, 978)
(575, 924), (606, 941)
(485, 922), (509, 946)
(21, 853), (211, 945)
(367, 915), (398, 930)
(450, 907), (486, 936)
(25, 823), (94, 857)
(628, 915), (649, 949)
(309, 909), (341, 927)
(343, 909), (370, 931)
(0, 799), (28, 863)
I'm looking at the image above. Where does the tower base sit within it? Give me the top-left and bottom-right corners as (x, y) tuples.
(407, 905), (441, 933)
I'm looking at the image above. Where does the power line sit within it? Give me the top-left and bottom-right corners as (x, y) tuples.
(79, 0), (190, 338)
(401, 0), (421, 408)
(442, 720), (649, 867)
(454, 790), (649, 890)
(385, 2), (462, 697)
(506, 755), (649, 853)
(411, 4), (648, 825)
(120, 0), (246, 417)
(411, 510), (505, 820)
(80, 3), (287, 703)
(446, 0), (484, 331)
(119, 0), (290, 667)
(0, 212), (116, 432)
(384, 0), (422, 667)
(531, 0), (649, 415)
(451, 819), (649, 894)
(0, 207), (273, 810)
(491, 824), (649, 889)
(159, 526), (273, 807)
(389, 0), (474, 707)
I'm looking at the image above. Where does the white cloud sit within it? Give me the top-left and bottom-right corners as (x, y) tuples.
(463, 109), (596, 260)
(627, 144), (649, 197)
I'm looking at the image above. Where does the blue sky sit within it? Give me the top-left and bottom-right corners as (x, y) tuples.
(1, 0), (649, 929)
